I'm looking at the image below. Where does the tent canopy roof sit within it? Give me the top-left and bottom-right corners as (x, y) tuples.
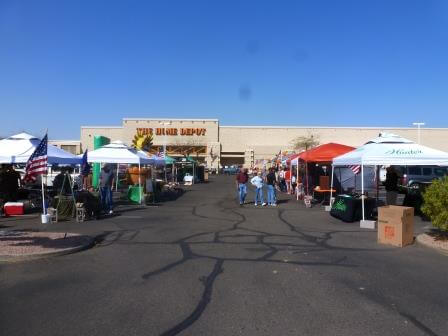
(8, 133), (39, 140)
(87, 140), (154, 164)
(0, 132), (81, 164)
(292, 143), (355, 164)
(148, 154), (167, 166)
(365, 132), (413, 145)
(333, 133), (448, 166)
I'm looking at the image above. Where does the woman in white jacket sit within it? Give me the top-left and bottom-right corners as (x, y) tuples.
(250, 172), (266, 206)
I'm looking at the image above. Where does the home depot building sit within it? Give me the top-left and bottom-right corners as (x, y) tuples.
(75, 118), (448, 169)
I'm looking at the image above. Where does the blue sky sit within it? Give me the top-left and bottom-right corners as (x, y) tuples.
(1, 0), (447, 139)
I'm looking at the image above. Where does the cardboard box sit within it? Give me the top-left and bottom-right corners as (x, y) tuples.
(378, 206), (414, 247)
(4, 202), (24, 216)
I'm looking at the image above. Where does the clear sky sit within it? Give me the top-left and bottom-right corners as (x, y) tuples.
(1, 0), (447, 139)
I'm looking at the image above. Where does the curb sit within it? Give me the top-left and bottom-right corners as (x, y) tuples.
(416, 234), (448, 256)
(0, 236), (95, 263)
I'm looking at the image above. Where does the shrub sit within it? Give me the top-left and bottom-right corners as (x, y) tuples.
(421, 176), (448, 232)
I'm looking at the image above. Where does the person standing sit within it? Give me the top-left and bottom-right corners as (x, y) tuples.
(266, 168), (277, 206)
(285, 168), (291, 193)
(250, 171), (266, 206)
(0, 165), (8, 203)
(279, 168), (286, 192)
(3, 165), (21, 202)
(236, 168), (249, 206)
(385, 166), (399, 205)
(99, 164), (115, 214)
(291, 173), (297, 195)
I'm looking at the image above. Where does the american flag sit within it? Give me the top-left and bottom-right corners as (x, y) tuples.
(349, 165), (361, 175)
(23, 134), (48, 182)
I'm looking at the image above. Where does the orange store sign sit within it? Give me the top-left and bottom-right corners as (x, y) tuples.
(136, 127), (206, 136)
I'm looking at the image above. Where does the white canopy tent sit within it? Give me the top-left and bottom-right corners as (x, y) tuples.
(331, 133), (448, 225)
(86, 141), (154, 203)
(0, 132), (81, 165)
(86, 141), (154, 165)
(0, 132), (82, 222)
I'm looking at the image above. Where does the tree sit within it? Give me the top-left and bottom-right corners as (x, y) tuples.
(290, 134), (320, 151)
(421, 176), (448, 232)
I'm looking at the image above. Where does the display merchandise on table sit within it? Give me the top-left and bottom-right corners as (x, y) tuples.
(330, 194), (376, 223)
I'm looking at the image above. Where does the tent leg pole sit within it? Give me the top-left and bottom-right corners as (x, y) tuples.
(330, 165), (334, 204)
(151, 165), (155, 205)
(361, 164), (365, 221)
(138, 163), (142, 204)
(305, 162), (309, 196)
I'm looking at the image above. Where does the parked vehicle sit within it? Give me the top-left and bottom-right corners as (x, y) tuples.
(222, 165), (240, 175)
(397, 166), (448, 187)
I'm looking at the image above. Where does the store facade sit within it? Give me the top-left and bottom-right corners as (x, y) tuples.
(73, 118), (448, 169)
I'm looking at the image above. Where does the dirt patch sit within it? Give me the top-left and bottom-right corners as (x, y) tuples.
(416, 233), (448, 255)
(0, 231), (93, 259)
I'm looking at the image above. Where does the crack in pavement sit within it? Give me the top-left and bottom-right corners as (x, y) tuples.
(93, 195), (397, 335)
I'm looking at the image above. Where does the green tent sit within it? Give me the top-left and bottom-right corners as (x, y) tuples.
(184, 156), (196, 163)
(164, 156), (176, 164)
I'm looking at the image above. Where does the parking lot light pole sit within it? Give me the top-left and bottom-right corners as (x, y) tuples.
(412, 122), (425, 144)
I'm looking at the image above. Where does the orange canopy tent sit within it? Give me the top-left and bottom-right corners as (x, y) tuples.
(290, 143), (356, 196)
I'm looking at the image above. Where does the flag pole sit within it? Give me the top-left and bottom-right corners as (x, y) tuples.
(41, 175), (46, 215)
(42, 129), (48, 217)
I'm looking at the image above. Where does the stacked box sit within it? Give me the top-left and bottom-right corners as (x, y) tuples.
(378, 206), (414, 247)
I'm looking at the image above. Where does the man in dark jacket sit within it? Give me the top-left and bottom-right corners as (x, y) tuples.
(265, 168), (277, 206)
(100, 164), (115, 214)
(1, 165), (21, 202)
(385, 166), (399, 205)
(236, 168), (249, 206)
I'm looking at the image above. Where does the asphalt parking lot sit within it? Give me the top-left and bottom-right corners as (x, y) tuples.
(1, 175), (447, 336)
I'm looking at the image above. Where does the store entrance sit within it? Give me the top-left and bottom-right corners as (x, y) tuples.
(220, 157), (244, 167)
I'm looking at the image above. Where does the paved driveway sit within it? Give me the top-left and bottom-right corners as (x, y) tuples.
(1, 175), (447, 336)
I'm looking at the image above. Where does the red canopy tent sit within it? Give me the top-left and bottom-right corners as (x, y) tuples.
(291, 143), (355, 196)
(292, 143), (356, 164)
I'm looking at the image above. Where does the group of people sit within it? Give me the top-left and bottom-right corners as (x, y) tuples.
(235, 168), (279, 206)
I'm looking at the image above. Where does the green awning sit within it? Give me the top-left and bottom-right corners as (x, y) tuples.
(164, 156), (176, 164)
(184, 156), (196, 163)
